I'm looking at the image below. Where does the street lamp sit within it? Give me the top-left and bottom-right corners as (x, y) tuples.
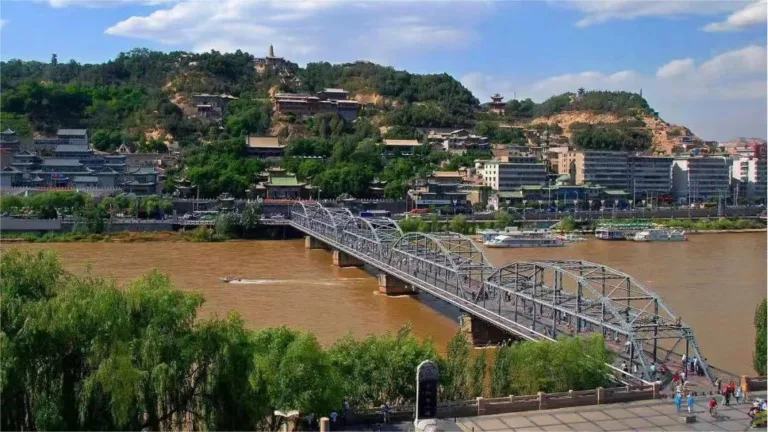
(522, 200), (527, 220)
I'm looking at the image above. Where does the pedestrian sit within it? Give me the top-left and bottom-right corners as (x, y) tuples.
(734, 385), (743, 405)
(681, 370), (687, 382)
(632, 363), (638, 374)
(681, 353), (687, 368)
(675, 392), (683, 412)
(649, 362), (657, 380)
(621, 361), (628, 373)
(708, 397), (718, 417)
(715, 377), (722, 393)
(692, 357), (699, 374)
(687, 393), (695, 414)
(380, 403), (390, 424)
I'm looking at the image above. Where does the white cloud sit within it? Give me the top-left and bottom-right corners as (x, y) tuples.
(103, 0), (487, 64)
(703, 0), (766, 32)
(0, 19), (7, 30)
(461, 44), (767, 140)
(48, 0), (174, 7)
(555, 0), (751, 27)
(656, 58), (695, 78)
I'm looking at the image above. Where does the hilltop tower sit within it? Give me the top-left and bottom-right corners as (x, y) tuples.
(489, 93), (505, 115)
(269, 44), (275, 58)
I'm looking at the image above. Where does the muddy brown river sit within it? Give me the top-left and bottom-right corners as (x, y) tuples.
(10, 232), (766, 374)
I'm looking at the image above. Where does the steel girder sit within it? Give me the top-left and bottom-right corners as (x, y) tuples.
(288, 202), (711, 384)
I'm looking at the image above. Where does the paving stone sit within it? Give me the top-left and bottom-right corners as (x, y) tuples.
(501, 417), (535, 428)
(457, 420), (479, 432)
(579, 411), (614, 422)
(601, 409), (635, 420)
(646, 415), (682, 427)
(514, 428), (543, 432)
(564, 422), (604, 432)
(539, 425), (573, 432)
(627, 406), (662, 417)
(473, 418), (509, 431)
(713, 420), (750, 431)
(593, 419), (629, 431)
(528, 415), (561, 427)
(553, 413), (587, 423)
(620, 417), (654, 428)
(689, 421), (723, 431)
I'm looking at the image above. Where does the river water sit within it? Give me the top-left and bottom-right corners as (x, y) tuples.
(10, 232), (766, 374)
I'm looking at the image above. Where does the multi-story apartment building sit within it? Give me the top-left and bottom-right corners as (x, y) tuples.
(628, 156), (673, 196)
(731, 156), (767, 201)
(672, 157), (730, 202)
(483, 156), (548, 191)
(558, 151), (629, 191)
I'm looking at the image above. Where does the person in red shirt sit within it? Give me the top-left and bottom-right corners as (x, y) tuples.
(708, 397), (718, 416)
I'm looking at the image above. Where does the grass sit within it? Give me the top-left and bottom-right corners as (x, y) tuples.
(0, 229), (227, 243)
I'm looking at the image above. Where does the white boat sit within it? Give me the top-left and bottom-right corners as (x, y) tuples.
(595, 228), (626, 240)
(559, 233), (586, 243)
(483, 229), (564, 248)
(632, 228), (687, 242)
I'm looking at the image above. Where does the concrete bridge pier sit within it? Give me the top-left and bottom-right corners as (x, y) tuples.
(460, 314), (516, 347)
(332, 250), (364, 267)
(378, 273), (418, 295)
(304, 235), (330, 250)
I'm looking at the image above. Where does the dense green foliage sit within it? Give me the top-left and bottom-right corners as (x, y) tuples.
(571, 124), (652, 151)
(656, 218), (763, 231)
(180, 138), (266, 198)
(1, 250), (618, 430)
(0, 191), (171, 220)
(754, 298), (767, 375)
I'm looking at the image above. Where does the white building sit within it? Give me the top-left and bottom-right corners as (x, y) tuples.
(558, 151), (629, 191)
(483, 156), (548, 191)
(672, 157), (730, 202)
(731, 156), (767, 201)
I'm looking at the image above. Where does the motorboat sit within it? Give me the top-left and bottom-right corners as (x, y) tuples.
(220, 276), (242, 283)
(632, 228), (687, 242)
(595, 227), (626, 240)
(559, 233), (586, 243)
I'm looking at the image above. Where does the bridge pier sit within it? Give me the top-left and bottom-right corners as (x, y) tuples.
(378, 273), (418, 296)
(304, 235), (330, 250)
(460, 314), (515, 347)
(332, 250), (365, 267)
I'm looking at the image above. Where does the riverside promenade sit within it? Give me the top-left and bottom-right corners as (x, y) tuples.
(456, 396), (760, 432)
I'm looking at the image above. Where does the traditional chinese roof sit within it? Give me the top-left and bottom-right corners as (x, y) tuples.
(383, 139), (421, 147)
(54, 144), (91, 153)
(268, 175), (303, 187)
(42, 159), (83, 167)
(247, 136), (285, 148)
(73, 176), (99, 184)
(57, 129), (87, 136)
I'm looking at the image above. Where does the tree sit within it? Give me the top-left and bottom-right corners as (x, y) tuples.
(441, 332), (485, 401)
(754, 298), (767, 375)
(494, 211), (512, 229)
(449, 215), (469, 234)
(559, 216), (576, 233)
(215, 212), (239, 238)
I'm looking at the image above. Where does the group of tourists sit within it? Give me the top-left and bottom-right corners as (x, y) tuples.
(714, 378), (743, 406)
(680, 354), (706, 377)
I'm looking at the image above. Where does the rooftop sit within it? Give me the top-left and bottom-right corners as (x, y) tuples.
(73, 176), (99, 183)
(54, 144), (91, 153)
(247, 136), (284, 148)
(323, 88), (348, 94)
(128, 167), (157, 175)
(57, 129), (87, 136)
(383, 139), (421, 147)
(1, 128), (15, 135)
(432, 171), (463, 178)
(42, 159), (84, 167)
(268, 175), (303, 187)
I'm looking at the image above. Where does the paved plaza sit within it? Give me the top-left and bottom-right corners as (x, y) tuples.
(456, 397), (761, 432)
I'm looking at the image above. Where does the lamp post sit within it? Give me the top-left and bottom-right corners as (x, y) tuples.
(522, 200), (527, 220)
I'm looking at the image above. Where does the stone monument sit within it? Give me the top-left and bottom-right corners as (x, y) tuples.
(415, 360), (439, 432)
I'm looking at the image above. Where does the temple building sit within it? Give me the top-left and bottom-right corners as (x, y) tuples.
(246, 136), (286, 160)
(249, 167), (313, 200)
(255, 45), (288, 74)
(0, 129), (20, 152)
(489, 94), (506, 115)
(273, 87), (361, 121)
(190, 93), (238, 119)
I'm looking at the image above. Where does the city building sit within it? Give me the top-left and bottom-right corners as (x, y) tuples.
(427, 129), (489, 154)
(731, 156), (767, 201)
(246, 136), (286, 160)
(483, 156), (548, 191)
(382, 139), (422, 157)
(408, 177), (471, 213)
(318, 88), (349, 101)
(33, 128), (88, 151)
(0, 128), (20, 152)
(558, 150), (629, 191)
(489, 94), (505, 115)
(672, 156), (730, 202)
(489, 184), (628, 211)
(628, 156), (673, 199)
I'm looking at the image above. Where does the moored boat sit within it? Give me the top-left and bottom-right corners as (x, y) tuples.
(595, 227), (626, 240)
(632, 228), (687, 242)
(483, 230), (564, 248)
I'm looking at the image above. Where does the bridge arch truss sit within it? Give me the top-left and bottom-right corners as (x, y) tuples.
(289, 202), (713, 383)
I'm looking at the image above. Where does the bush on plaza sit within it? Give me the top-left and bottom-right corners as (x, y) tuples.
(754, 298), (767, 376)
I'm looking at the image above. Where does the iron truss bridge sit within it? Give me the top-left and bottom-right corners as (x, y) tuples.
(290, 202), (716, 385)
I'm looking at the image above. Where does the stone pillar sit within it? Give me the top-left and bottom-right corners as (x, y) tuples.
(459, 314), (515, 347)
(538, 391), (547, 410)
(319, 417), (329, 432)
(332, 250), (364, 267)
(476, 397), (486, 416)
(378, 273), (415, 295)
(597, 387), (605, 404)
(304, 235), (329, 250)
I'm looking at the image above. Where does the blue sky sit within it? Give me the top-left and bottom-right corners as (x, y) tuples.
(1, 0), (766, 141)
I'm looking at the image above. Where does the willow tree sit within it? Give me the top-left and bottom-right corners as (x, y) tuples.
(754, 298), (767, 376)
